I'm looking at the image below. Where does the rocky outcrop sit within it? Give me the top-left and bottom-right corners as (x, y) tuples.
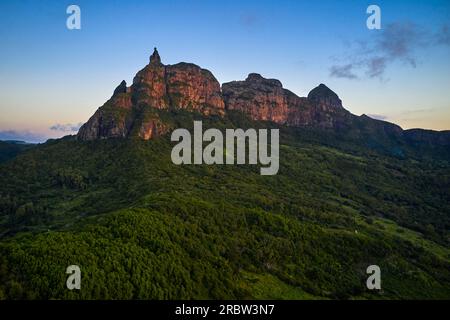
(113, 80), (128, 95)
(138, 117), (170, 140)
(307, 83), (343, 109)
(78, 48), (449, 147)
(222, 73), (290, 123)
(77, 48), (381, 141)
(131, 48), (168, 108)
(77, 80), (133, 140)
(222, 74), (351, 129)
(130, 48), (224, 113)
(78, 48), (224, 140)
(165, 63), (224, 115)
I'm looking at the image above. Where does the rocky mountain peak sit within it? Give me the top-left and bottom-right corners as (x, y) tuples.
(150, 47), (162, 65)
(245, 73), (283, 88)
(307, 83), (342, 109)
(78, 48), (225, 141)
(113, 80), (127, 95)
(246, 73), (262, 80)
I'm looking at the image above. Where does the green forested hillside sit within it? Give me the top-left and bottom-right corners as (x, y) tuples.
(0, 141), (34, 163)
(0, 111), (449, 299)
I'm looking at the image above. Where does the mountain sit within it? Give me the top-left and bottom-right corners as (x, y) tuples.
(223, 75), (350, 128)
(78, 48), (224, 141)
(0, 49), (449, 300)
(78, 48), (449, 154)
(77, 48), (360, 139)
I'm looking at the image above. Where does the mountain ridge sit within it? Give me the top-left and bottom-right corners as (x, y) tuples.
(77, 48), (449, 149)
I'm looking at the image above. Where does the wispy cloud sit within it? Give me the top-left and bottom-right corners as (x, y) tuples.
(366, 114), (389, 121)
(239, 12), (261, 28)
(330, 64), (358, 79)
(50, 122), (83, 132)
(365, 56), (387, 79)
(437, 25), (450, 45)
(330, 22), (450, 80)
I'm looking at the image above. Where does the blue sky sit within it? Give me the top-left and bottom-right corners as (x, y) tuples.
(0, 0), (449, 142)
